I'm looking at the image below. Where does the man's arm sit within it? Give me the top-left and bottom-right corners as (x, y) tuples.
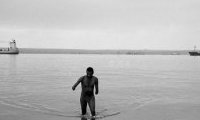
(72, 76), (83, 91)
(95, 78), (99, 95)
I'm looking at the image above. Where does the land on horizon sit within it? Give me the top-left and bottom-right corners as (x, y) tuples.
(18, 48), (191, 55)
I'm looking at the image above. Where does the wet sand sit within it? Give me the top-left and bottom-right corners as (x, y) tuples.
(1, 101), (200, 120)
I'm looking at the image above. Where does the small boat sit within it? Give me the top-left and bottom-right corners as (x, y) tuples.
(189, 46), (200, 56)
(0, 39), (19, 54)
(189, 51), (200, 56)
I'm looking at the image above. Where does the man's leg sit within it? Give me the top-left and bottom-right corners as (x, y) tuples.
(88, 96), (95, 116)
(80, 97), (87, 115)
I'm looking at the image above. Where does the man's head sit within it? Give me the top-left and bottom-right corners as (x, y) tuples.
(86, 67), (94, 78)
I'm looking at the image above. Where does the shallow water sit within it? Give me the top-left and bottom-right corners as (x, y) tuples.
(0, 54), (200, 118)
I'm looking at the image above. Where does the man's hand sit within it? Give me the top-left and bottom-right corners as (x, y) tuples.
(72, 86), (76, 91)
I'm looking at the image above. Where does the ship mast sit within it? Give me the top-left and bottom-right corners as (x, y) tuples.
(194, 45), (196, 51)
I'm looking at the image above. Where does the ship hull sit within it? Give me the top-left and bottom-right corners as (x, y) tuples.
(0, 49), (19, 54)
(189, 52), (200, 56)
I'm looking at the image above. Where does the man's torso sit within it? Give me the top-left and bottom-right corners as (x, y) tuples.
(81, 75), (97, 97)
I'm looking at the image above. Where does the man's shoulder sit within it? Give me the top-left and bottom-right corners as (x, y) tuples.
(93, 76), (98, 80)
(79, 75), (86, 81)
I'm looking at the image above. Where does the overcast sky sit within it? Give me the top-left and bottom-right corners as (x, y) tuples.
(0, 0), (200, 49)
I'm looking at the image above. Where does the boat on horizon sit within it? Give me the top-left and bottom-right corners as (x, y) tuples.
(189, 46), (200, 56)
(0, 39), (19, 54)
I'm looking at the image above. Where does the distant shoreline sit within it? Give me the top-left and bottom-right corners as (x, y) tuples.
(18, 48), (190, 55)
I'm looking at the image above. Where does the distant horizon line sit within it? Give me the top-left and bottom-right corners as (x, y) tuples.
(18, 48), (194, 51)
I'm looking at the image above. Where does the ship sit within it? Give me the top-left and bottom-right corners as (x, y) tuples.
(0, 39), (19, 54)
(189, 46), (200, 56)
(189, 51), (200, 56)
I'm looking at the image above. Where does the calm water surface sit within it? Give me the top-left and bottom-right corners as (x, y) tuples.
(0, 54), (200, 115)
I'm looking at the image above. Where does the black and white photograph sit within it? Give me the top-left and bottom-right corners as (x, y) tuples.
(0, 0), (200, 120)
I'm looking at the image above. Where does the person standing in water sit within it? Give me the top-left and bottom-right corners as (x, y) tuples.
(72, 67), (99, 117)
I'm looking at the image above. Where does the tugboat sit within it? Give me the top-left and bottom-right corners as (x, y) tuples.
(0, 39), (19, 54)
(189, 46), (200, 56)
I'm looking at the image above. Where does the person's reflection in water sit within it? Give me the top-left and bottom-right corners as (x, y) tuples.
(81, 117), (95, 120)
(81, 117), (87, 120)
(91, 117), (95, 120)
